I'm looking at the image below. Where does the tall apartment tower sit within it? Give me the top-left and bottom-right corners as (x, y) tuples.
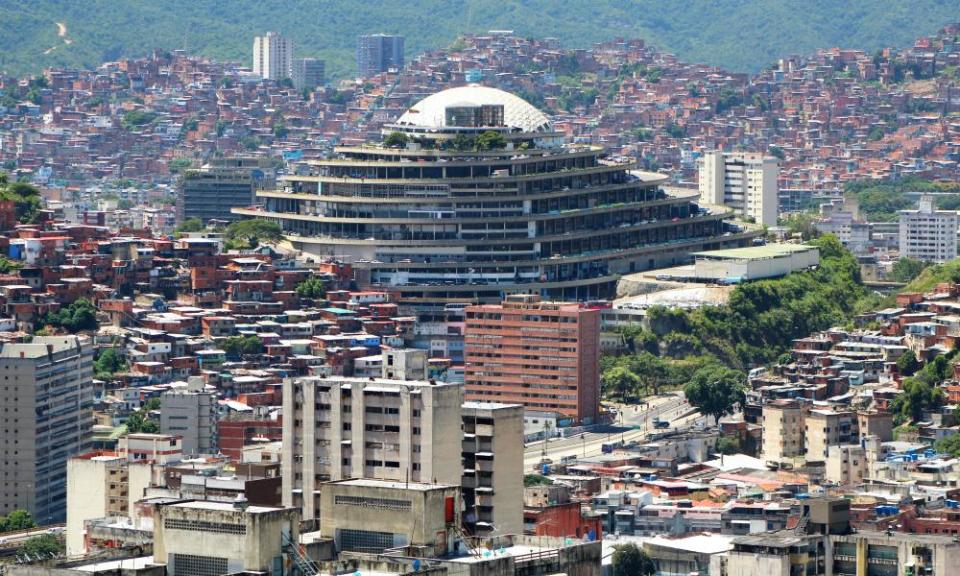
(461, 402), (524, 537)
(252, 31), (293, 81)
(464, 295), (601, 424)
(699, 150), (779, 226)
(292, 57), (325, 91)
(160, 377), (218, 456)
(282, 376), (463, 521)
(357, 34), (404, 77)
(0, 336), (95, 524)
(899, 194), (958, 263)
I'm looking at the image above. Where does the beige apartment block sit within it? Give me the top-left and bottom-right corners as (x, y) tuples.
(282, 376), (463, 521)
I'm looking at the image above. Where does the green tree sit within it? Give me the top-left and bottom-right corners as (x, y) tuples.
(935, 434), (960, 457)
(221, 335), (264, 358)
(126, 409), (159, 434)
(169, 157), (193, 173)
(891, 257), (929, 283)
(3, 509), (36, 531)
(175, 217), (204, 235)
(684, 365), (747, 424)
(523, 474), (553, 487)
(19, 534), (63, 558)
(240, 135), (260, 151)
(896, 350), (920, 377)
(612, 543), (656, 576)
(0, 179), (42, 224)
(383, 131), (409, 148)
(716, 436), (741, 455)
(37, 298), (99, 333)
(475, 131), (507, 150)
(121, 110), (158, 129)
(224, 219), (282, 249)
(891, 377), (945, 424)
(94, 347), (127, 380)
(603, 365), (641, 400)
(295, 277), (327, 299)
(0, 255), (22, 273)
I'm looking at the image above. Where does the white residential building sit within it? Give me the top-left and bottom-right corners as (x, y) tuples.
(160, 377), (218, 456)
(899, 194), (958, 263)
(252, 31), (293, 81)
(699, 150), (779, 226)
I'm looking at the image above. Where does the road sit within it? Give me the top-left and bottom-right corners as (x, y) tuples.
(523, 392), (699, 469)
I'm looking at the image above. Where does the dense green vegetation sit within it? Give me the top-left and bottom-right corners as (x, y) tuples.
(683, 364), (747, 424)
(900, 259), (960, 293)
(221, 335), (264, 358)
(19, 534), (63, 558)
(0, 255), (22, 273)
(845, 177), (960, 222)
(295, 277), (327, 300)
(36, 298), (99, 333)
(223, 219), (282, 250)
(611, 543), (656, 576)
(126, 400), (160, 434)
(121, 110), (158, 130)
(890, 352), (950, 425)
(174, 217), (204, 236)
(936, 434), (960, 457)
(602, 236), (879, 400)
(168, 157), (194, 173)
(94, 347), (128, 381)
(1, 1), (957, 78)
(890, 257), (930, 283)
(523, 474), (553, 487)
(0, 509), (36, 533)
(0, 174), (42, 224)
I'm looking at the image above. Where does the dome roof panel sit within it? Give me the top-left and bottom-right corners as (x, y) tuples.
(396, 86), (552, 133)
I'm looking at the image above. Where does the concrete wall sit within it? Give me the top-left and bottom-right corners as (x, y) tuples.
(66, 458), (109, 556)
(154, 502), (298, 576)
(320, 481), (459, 556)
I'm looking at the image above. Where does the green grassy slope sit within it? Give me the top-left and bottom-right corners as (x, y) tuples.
(1, 0), (957, 79)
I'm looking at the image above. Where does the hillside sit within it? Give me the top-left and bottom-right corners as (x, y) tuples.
(1, 1), (958, 79)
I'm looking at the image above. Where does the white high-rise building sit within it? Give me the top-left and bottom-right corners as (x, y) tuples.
(252, 31), (293, 81)
(899, 194), (958, 263)
(699, 150), (779, 226)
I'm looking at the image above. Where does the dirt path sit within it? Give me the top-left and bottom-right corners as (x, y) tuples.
(44, 21), (72, 54)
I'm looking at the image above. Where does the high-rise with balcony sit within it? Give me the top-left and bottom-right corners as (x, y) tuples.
(252, 31), (293, 81)
(461, 402), (524, 537)
(357, 34), (404, 77)
(699, 150), (778, 226)
(899, 194), (958, 263)
(0, 336), (95, 524)
(464, 295), (600, 424)
(282, 376), (463, 521)
(233, 86), (756, 313)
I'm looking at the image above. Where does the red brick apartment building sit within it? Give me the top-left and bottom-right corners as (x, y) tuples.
(464, 294), (600, 423)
